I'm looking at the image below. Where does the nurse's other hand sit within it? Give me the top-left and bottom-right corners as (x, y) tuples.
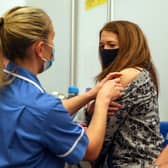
(87, 72), (122, 99)
(97, 78), (123, 104)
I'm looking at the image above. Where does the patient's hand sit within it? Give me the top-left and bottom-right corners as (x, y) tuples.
(86, 100), (121, 116)
(107, 101), (121, 115)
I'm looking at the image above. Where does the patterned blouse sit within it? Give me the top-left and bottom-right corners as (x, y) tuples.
(87, 69), (163, 168)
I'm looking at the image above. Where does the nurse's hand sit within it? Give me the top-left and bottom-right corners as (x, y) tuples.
(84, 77), (123, 161)
(87, 72), (122, 100)
(62, 72), (123, 116)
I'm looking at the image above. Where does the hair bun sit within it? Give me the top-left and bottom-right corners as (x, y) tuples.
(0, 17), (4, 26)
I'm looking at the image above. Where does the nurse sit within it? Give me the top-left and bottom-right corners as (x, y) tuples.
(0, 6), (123, 168)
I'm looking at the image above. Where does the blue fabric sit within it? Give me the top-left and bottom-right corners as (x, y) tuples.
(160, 121), (168, 148)
(0, 62), (88, 168)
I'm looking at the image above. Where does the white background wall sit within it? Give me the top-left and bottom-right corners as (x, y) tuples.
(0, 0), (26, 15)
(76, 1), (107, 91)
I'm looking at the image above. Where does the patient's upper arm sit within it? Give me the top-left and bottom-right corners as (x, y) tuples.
(120, 68), (142, 87)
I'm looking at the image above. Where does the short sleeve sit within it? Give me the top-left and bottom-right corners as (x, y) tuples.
(39, 94), (88, 164)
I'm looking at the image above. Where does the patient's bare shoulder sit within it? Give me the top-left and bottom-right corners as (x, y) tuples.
(120, 67), (142, 87)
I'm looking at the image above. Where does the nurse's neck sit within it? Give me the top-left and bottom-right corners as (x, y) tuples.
(14, 57), (40, 75)
(2, 56), (9, 68)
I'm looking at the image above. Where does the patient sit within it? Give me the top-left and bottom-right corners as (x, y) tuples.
(86, 20), (164, 168)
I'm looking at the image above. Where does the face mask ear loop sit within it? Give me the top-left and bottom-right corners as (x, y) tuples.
(41, 57), (47, 62)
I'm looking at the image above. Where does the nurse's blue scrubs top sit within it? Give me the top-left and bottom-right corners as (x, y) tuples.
(0, 62), (88, 168)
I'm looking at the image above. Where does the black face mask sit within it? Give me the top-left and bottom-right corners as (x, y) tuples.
(100, 48), (119, 68)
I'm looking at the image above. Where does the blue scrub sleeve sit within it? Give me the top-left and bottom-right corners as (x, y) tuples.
(40, 96), (89, 164)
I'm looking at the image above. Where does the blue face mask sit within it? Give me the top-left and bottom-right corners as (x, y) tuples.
(100, 48), (119, 68)
(42, 44), (55, 71)
(43, 58), (54, 71)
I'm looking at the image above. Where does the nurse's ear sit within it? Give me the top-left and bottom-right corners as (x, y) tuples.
(33, 41), (45, 59)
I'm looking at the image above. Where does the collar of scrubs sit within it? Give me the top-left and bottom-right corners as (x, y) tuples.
(4, 62), (45, 93)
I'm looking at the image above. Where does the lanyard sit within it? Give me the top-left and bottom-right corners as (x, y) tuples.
(3, 69), (44, 93)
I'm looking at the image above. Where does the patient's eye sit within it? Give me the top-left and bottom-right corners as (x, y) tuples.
(109, 43), (117, 49)
(99, 43), (104, 49)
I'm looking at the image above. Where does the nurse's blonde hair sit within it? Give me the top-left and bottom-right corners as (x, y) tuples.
(0, 6), (52, 88)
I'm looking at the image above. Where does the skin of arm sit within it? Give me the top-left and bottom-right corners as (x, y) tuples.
(148, 145), (168, 168)
(119, 68), (142, 87)
(62, 72), (122, 115)
(84, 78), (123, 160)
(62, 73), (123, 160)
